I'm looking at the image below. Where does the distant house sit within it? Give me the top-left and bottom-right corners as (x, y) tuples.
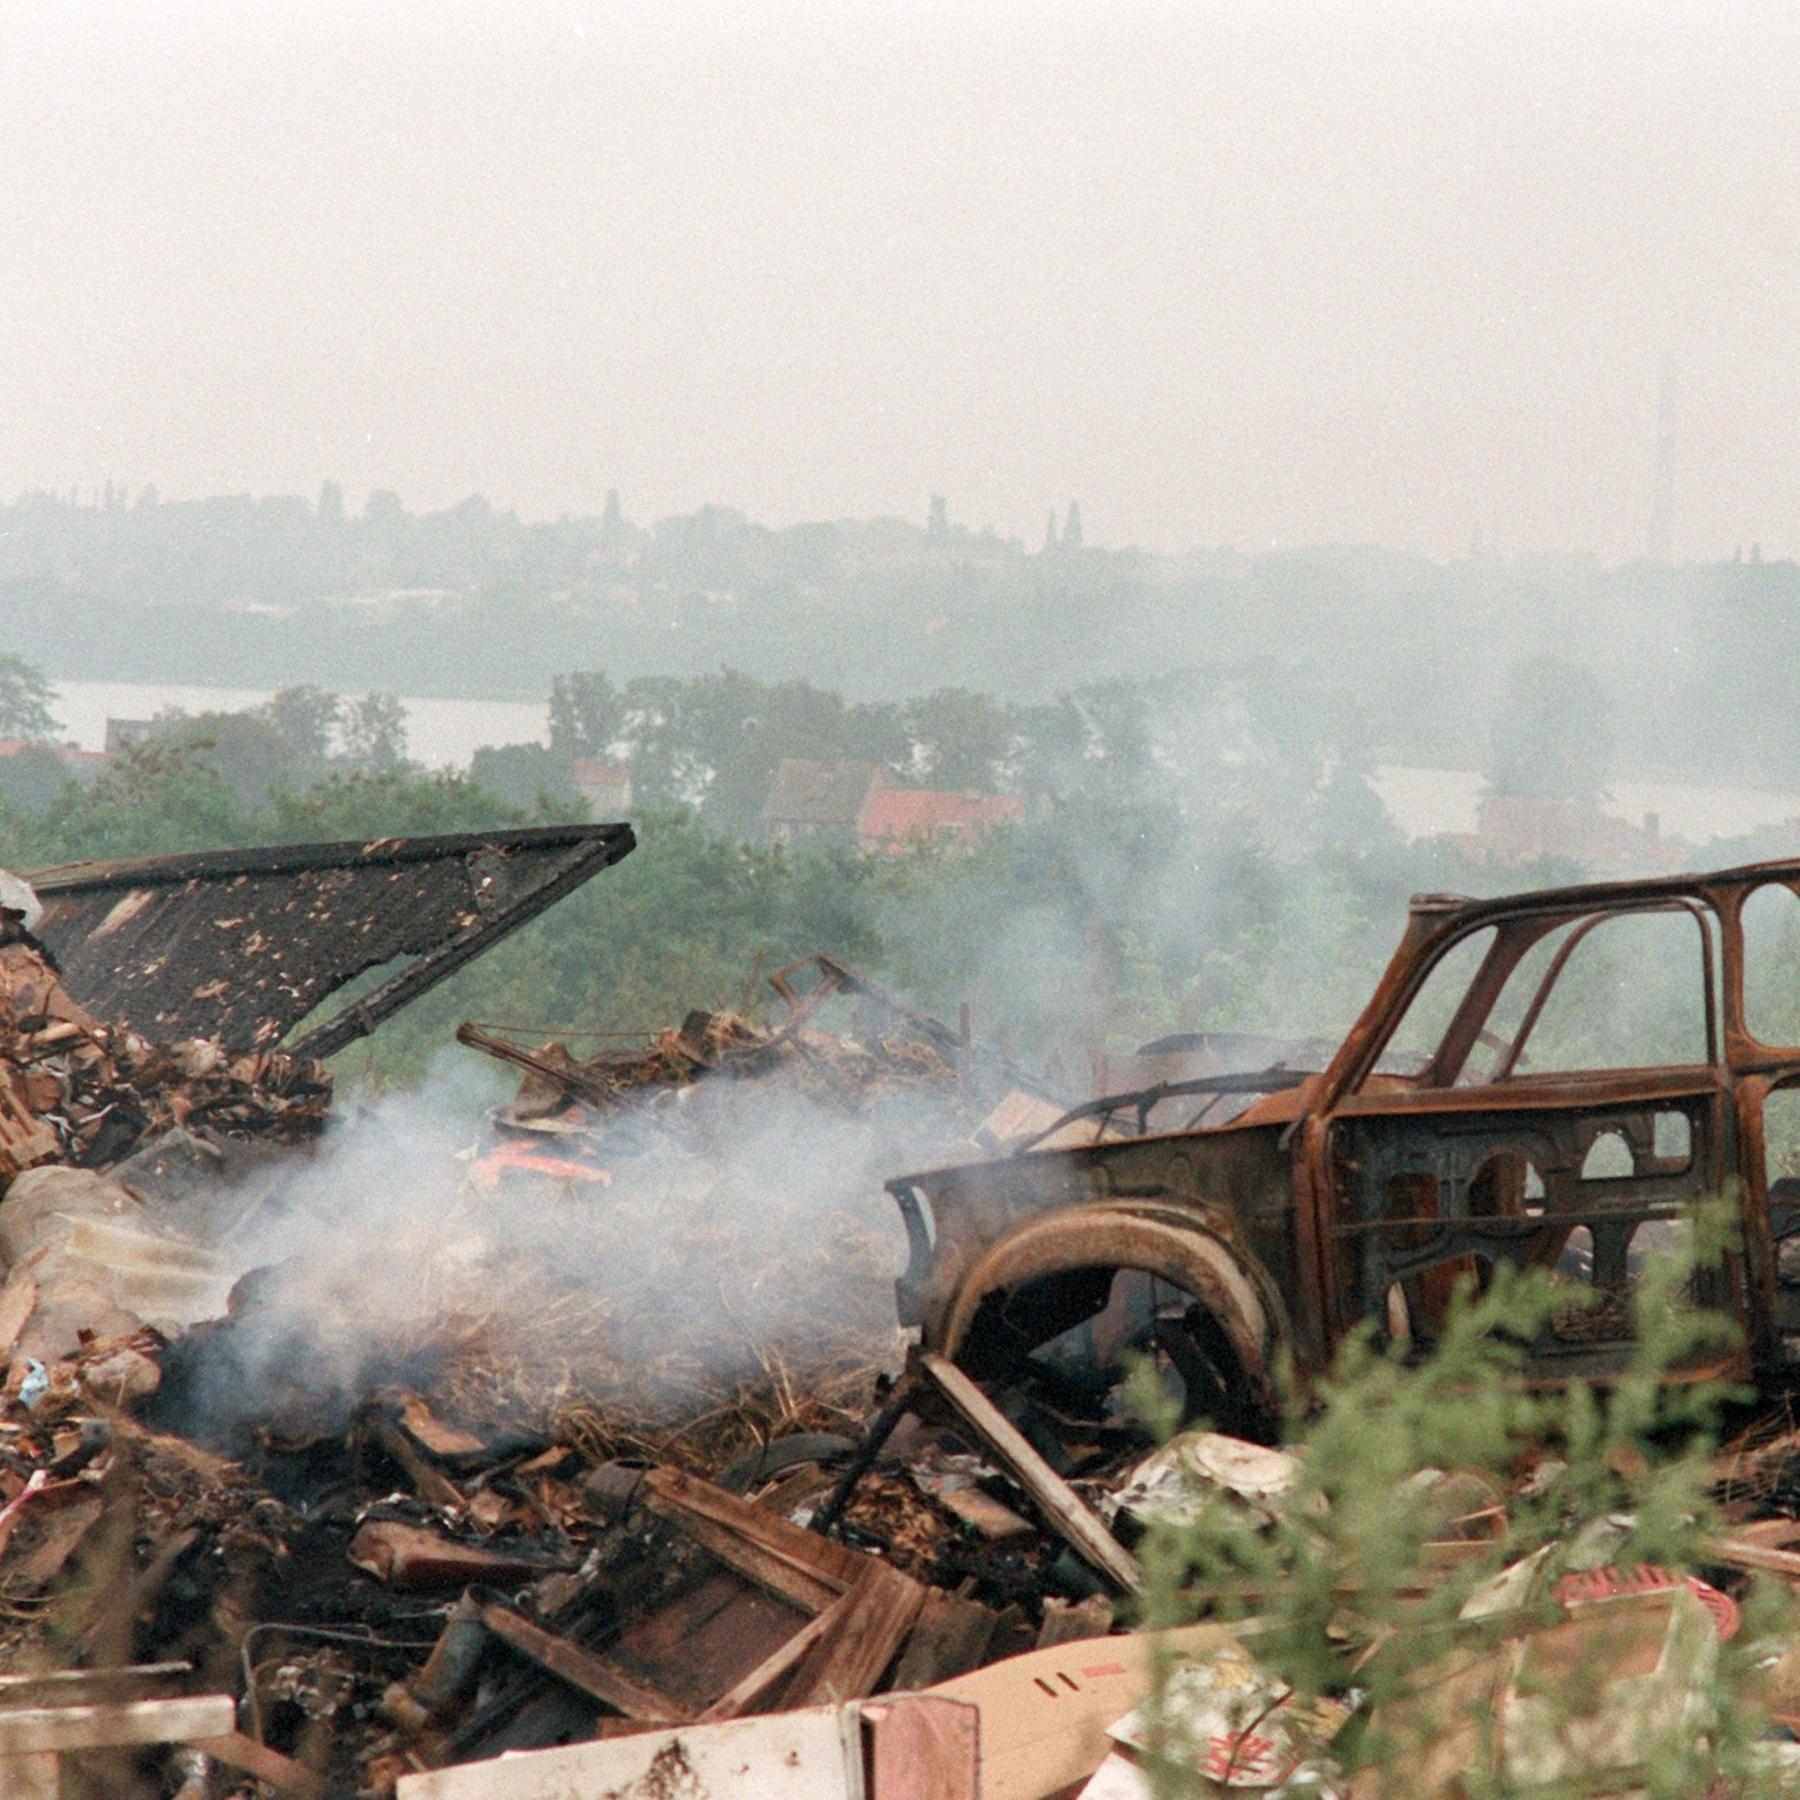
(568, 758), (634, 818)
(761, 760), (882, 847)
(760, 758), (1025, 854)
(1438, 792), (1681, 872)
(856, 785), (1026, 854)
(0, 740), (110, 788)
(104, 718), (156, 755)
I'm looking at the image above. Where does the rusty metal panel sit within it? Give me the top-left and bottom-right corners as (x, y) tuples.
(25, 822), (635, 1056)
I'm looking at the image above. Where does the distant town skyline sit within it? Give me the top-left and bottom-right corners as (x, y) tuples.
(9, 479), (1790, 567)
(3, 2), (1796, 561)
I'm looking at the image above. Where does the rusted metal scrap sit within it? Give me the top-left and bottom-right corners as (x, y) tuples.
(27, 822), (636, 1055)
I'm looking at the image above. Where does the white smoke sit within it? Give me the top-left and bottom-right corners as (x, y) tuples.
(154, 1043), (987, 1453)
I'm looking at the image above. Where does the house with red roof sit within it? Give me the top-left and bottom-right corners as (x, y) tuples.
(855, 784), (1026, 854)
(568, 758), (635, 819)
(759, 758), (1027, 854)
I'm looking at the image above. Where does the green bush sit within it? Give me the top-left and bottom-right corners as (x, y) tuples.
(1128, 1218), (1799, 1796)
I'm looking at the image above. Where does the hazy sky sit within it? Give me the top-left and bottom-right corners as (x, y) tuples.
(3, 2), (1796, 558)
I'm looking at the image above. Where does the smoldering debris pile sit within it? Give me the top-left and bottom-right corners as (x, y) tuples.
(402, 954), (1064, 1457)
(9, 961), (1800, 1795)
(0, 953), (1111, 1795)
(11, 1281), (1800, 1800)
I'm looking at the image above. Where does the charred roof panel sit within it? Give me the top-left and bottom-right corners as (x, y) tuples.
(26, 822), (635, 1056)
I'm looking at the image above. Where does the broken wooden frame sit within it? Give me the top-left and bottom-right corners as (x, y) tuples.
(447, 1466), (930, 1744)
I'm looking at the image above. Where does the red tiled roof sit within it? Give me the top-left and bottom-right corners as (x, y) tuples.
(569, 758), (632, 788)
(857, 786), (1025, 844)
(0, 740), (108, 766)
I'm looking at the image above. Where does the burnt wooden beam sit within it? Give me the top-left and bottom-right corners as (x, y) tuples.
(917, 1353), (1143, 1594)
(478, 1602), (688, 1723)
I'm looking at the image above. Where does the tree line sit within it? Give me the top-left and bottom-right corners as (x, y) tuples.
(1, 490), (1797, 790)
(0, 651), (1643, 1092)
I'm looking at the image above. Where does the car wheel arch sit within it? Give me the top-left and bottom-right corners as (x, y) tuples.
(928, 1201), (1285, 1419)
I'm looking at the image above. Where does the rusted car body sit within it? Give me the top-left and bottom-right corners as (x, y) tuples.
(889, 859), (1800, 1425)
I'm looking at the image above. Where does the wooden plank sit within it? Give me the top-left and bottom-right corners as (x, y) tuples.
(699, 1557), (928, 1721)
(918, 1353), (1143, 1593)
(394, 1705), (856, 1800)
(193, 1730), (329, 1797)
(610, 1569), (805, 1714)
(640, 1467), (866, 1585)
(347, 1521), (563, 1589)
(638, 1469), (862, 1614)
(695, 1600), (845, 1722)
(478, 1602), (689, 1723)
(644, 1508), (842, 1614)
(369, 1414), (466, 1514)
(0, 1693), (234, 1755)
(778, 1560), (927, 1709)
(0, 1662), (190, 1697)
(891, 1592), (1002, 1690)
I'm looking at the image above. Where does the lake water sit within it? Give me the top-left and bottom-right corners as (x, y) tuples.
(1370, 763), (1800, 846)
(48, 680), (549, 770)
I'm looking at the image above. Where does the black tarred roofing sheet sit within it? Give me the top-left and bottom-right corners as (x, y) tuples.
(25, 822), (635, 1057)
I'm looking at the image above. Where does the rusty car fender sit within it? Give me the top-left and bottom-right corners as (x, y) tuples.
(928, 1199), (1287, 1415)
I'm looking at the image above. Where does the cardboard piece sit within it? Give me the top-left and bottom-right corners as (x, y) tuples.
(926, 1624), (1253, 1800)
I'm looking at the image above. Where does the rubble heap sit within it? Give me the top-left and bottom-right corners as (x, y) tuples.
(0, 962), (1100, 1794)
(0, 927), (330, 1180)
(8, 956), (1800, 1797)
(9, 1228), (1800, 1798)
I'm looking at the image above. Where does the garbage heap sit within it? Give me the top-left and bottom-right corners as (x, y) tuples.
(0, 958), (1087, 1793)
(3, 961), (1800, 1796)
(0, 914), (330, 1178)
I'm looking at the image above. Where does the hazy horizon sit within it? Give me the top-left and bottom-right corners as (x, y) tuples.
(5, 1), (1796, 562)
(11, 479), (1798, 570)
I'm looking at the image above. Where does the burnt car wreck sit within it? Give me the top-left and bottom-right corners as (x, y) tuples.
(886, 858), (1800, 1446)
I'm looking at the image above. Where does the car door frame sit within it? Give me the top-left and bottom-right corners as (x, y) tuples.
(1293, 891), (1749, 1374)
